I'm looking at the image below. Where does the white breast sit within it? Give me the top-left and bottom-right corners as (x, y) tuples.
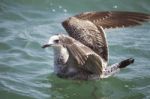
(60, 47), (69, 63)
(53, 46), (69, 73)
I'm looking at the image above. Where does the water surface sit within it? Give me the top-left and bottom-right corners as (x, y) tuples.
(0, 0), (150, 99)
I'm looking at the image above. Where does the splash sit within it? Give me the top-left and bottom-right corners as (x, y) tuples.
(49, 2), (68, 15)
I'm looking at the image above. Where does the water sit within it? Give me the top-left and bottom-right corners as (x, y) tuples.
(0, 0), (150, 99)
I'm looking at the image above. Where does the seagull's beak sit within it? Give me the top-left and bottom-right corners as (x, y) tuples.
(42, 44), (51, 48)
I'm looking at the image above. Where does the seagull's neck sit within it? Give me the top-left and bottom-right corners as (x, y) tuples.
(53, 46), (69, 73)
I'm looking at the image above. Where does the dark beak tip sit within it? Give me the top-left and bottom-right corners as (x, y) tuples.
(42, 44), (50, 48)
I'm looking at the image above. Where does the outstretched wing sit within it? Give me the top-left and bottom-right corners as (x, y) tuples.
(74, 11), (150, 28)
(59, 35), (105, 74)
(62, 17), (108, 62)
(62, 11), (149, 62)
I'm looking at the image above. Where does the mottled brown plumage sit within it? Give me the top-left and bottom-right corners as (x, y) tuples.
(74, 11), (150, 28)
(62, 11), (150, 62)
(62, 17), (108, 62)
(59, 35), (104, 74)
(42, 11), (149, 80)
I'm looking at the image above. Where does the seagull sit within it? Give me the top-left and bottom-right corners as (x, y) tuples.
(42, 11), (150, 80)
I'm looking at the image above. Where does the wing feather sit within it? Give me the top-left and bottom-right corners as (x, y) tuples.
(59, 35), (104, 74)
(62, 18), (108, 62)
(74, 11), (150, 28)
(61, 11), (149, 64)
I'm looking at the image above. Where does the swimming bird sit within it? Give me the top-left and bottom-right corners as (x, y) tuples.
(42, 11), (150, 80)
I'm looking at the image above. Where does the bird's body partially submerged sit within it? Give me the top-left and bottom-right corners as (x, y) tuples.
(52, 35), (106, 80)
(43, 35), (134, 80)
(42, 11), (150, 80)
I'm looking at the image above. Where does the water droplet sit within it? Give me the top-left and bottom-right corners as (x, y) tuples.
(113, 5), (118, 9)
(63, 9), (67, 13)
(52, 9), (56, 12)
(124, 85), (129, 88)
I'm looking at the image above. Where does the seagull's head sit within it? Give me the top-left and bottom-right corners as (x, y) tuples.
(42, 35), (62, 48)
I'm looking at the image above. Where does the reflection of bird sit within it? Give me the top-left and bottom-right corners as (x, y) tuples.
(42, 11), (150, 80)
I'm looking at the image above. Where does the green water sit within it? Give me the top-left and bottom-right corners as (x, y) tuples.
(0, 0), (150, 99)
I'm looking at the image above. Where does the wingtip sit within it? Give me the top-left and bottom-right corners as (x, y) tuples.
(129, 58), (134, 64)
(119, 58), (134, 68)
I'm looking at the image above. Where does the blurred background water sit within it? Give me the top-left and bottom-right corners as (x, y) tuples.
(0, 0), (150, 99)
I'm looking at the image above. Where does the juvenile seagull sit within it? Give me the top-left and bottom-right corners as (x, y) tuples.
(42, 11), (150, 80)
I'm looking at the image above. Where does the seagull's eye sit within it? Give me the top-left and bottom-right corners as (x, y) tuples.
(54, 40), (59, 43)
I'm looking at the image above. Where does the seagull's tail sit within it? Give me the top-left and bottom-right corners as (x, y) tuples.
(100, 58), (134, 78)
